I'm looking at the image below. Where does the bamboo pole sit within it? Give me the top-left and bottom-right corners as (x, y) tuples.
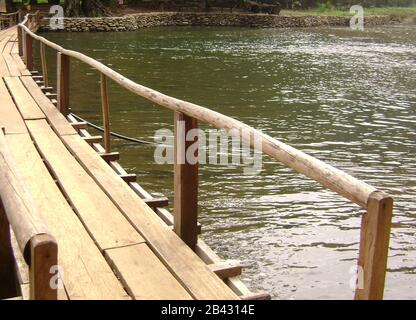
(100, 73), (111, 153)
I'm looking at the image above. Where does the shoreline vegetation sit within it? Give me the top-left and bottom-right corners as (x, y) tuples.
(280, 6), (416, 22)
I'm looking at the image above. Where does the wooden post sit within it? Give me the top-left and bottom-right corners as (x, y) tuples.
(100, 73), (111, 153)
(24, 32), (33, 71)
(17, 25), (23, 57)
(29, 234), (58, 300)
(0, 199), (17, 299)
(355, 191), (393, 300)
(40, 42), (48, 88)
(57, 52), (70, 116)
(173, 112), (199, 250)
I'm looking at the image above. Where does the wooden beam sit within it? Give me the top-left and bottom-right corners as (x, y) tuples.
(100, 73), (111, 153)
(24, 32), (33, 70)
(120, 173), (137, 183)
(0, 200), (18, 299)
(241, 292), (271, 300)
(17, 25), (23, 56)
(83, 136), (103, 144)
(29, 234), (58, 300)
(40, 44), (48, 87)
(70, 122), (88, 130)
(57, 52), (70, 116)
(144, 197), (169, 208)
(209, 261), (242, 280)
(355, 191), (393, 300)
(173, 112), (199, 250)
(99, 152), (119, 162)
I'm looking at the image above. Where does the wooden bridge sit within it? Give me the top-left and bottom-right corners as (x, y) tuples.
(0, 12), (393, 300)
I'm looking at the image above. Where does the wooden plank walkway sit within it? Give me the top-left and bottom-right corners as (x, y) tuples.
(0, 27), (239, 300)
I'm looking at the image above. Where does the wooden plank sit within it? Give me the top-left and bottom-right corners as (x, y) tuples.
(105, 243), (192, 300)
(355, 191), (393, 300)
(29, 234), (58, 300)
(20, 76), (77, 136)
(0, 79), (27, 134)
(4, 76), (45, 120)
(25, 119), (144, 251)
(2, 41), (20, 76)
(0, 37), (10, 76)
(11, 53), (31, 76)
(6, 134), (130, 300)
(174, 112), (199, 250)
(60, 133), (238, 300)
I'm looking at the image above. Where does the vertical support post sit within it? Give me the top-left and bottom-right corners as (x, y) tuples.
(355, 191), (393, 300)
(40, 42), (48, 88)
(173, 112), (199, 250)
(29, 234), (58, 300)
(24, 32), (33, 71)
(57, 52), (70, 116)
(100, 73), (111, 153)
(17, 25), (23, 57)
(0, 199), (17, 298)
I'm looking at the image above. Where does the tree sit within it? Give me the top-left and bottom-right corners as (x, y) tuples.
(64, 0), (112, 17)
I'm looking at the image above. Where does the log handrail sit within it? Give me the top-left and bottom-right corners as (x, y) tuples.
(19, 14), (375, 208)
(0, 129), (57, 300)
(17, 14), (393, 300)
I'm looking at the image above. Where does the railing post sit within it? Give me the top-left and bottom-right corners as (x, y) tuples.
(354, 191), (393, 300)
(17, 25), (23, 57)
(0, 199), (17, 298)
(57, 52), (70, 116)
(24, 32), (33, 71)
(100, 73), (111, 153)
(173, 112), (199, 250)
(29, 234), (58, 300)
(40, 42), (48, 88)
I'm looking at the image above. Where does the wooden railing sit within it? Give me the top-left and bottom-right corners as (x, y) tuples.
(0, 11), (20, 30)
(0, 129), (58, 300)
(18, 14), (393, 300)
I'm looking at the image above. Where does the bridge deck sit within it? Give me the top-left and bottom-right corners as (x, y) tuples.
(0, 27), (238, 300)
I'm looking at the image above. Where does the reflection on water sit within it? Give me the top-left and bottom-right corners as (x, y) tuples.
(41, 24), (416, 299)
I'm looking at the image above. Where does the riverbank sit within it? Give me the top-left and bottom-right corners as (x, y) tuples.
(39, 12), (394, 32)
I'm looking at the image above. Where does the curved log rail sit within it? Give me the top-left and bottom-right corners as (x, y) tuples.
(0, 129), (57, 300)
(0, 11), (20, 30)
(17, 13), (393, 300)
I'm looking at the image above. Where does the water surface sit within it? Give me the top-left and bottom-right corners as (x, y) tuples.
(40, 24), (416, 299)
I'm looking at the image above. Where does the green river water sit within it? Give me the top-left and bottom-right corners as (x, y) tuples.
(38, 24), (416, 299)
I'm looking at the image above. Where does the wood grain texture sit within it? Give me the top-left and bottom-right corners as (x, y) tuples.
(355, 191), (393, 300)
(20, 76), (77, 136)
(105, 244), (192, 300)
(7, 133), (130, 300)
(60, 134), (238, 300)
(4, 76), (45, 120)
(0, 78), (27, 134)
(26, 119), (144, 251)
